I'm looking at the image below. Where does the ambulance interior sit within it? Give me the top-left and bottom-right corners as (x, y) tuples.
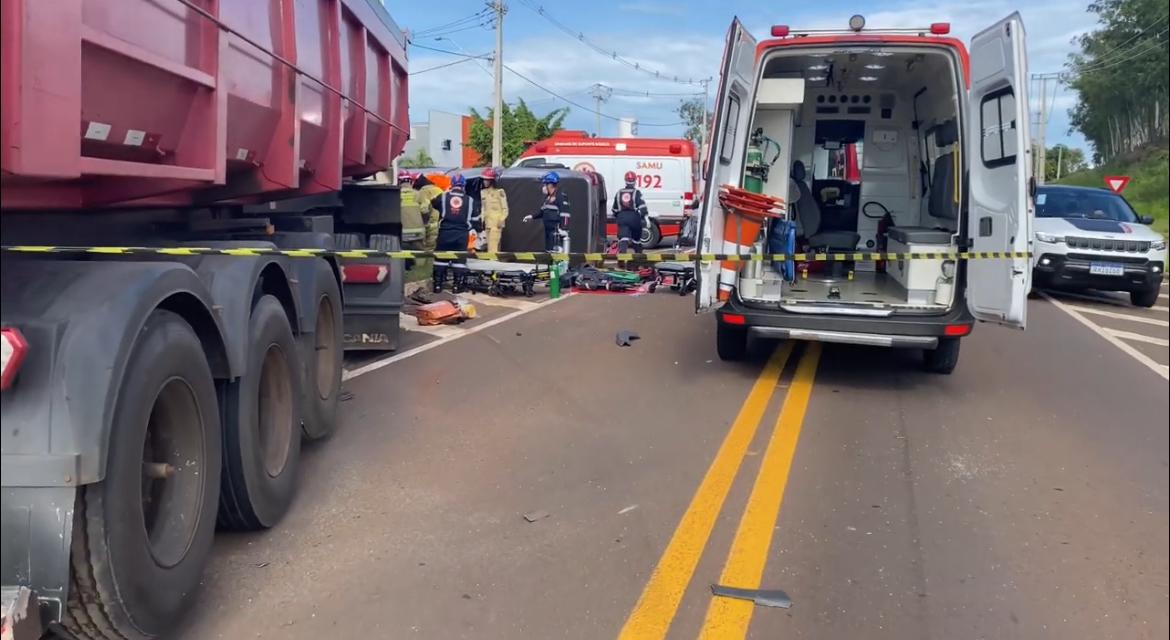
(736, 46), (964, 311)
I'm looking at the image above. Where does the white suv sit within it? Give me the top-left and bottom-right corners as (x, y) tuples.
(1032, 185), (1166, 307)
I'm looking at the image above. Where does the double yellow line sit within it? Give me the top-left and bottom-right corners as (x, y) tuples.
(618, 342), (822, 639)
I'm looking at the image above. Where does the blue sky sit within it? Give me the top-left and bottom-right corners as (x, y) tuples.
(391, 0), (1096, 153)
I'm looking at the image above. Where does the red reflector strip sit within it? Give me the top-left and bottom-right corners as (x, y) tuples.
(722, 313), (747, 326)
(1, 327), (30, 391)
(340, 264), (389, 284)
(943, 323), (971, 337)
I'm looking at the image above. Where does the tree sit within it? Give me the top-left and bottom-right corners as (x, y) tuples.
(1067, 0), (1168, 162)
(399, 148), (435, 168)
(677, 97), (706, 142)
(1035, 144), (1088, 181)
(467, 99), (568, 167)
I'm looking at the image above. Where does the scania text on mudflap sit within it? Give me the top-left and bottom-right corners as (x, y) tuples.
(696, 14), (1034, 374)
(1, 1), (409, 637)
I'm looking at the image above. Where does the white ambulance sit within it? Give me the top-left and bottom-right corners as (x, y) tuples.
(514, 132), (698, 247)
(698, 14), (1034, 373)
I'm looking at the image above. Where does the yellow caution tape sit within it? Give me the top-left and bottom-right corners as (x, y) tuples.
(1, 245), (1032, 263)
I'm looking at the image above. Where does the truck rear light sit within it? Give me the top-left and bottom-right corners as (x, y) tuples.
(930, 22), (951, 35)
(722, 313), (746, 326)
(943, 324), (971, 337)
(684, 191), (695, 204)
(770, 25), (790, 37)
(340, 264), (389, 284)
(1, 328), (29, 391)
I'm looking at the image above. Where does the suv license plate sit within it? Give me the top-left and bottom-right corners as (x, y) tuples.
(1089, 262), (1125, 276)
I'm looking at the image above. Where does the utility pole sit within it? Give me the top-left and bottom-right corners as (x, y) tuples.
(1033, 73), (1062, 185)
(699, 79), (709, 154)
(589, 83), (612, 137)
(491, 1), (505, 168)
(1055, 144), (1064, 181)
(1036, 74), (1048, 185)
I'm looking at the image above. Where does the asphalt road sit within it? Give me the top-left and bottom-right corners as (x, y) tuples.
(176, 285), (1168, 640)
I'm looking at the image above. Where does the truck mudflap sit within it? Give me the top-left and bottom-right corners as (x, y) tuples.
(2, 487), (76, 627)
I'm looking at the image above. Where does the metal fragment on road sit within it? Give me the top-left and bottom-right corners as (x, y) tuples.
(710, 584), (793, 609)
(522, 510), (550, 523)
(618, 504), (639, 515)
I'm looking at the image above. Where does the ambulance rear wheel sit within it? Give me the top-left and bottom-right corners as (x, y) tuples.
(640, 222), (662, 248)
(716, 322), (748, 361)
(922, 337), (961, 374)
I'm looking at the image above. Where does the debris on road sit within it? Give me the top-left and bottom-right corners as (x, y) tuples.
(710, 584), (793, 609)
(618, 504), (639, 515)
(616, 330), (641, 347)
(522, 510), (550, 523)
(339, 389), (354, 402)
(416, 300), (465, 326)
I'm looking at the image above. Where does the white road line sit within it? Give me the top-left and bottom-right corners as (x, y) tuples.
(1041, 289), (1132, 308)
(343, 294), (573, 381)
(1062, 304), (1170, 327)
(1042, 292), (1169, 381)
(1160, 293), (1168, 299)
(1104, 327), (1170, 347)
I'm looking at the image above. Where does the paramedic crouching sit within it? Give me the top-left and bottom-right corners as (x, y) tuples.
(523, 171), (571, 252)
(430, 174), (478, 292)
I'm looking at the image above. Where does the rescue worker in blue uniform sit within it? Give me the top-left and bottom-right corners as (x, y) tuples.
(612, 170), (649, 253)
(523, 171), (571, 253)
(430, 174), (479, 292)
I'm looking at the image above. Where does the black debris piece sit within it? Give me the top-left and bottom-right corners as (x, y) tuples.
(710, 584), (792, 609)
(615, 330), (641, 347)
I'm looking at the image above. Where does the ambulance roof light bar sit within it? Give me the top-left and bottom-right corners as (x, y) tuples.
(769, 16), (951, 38)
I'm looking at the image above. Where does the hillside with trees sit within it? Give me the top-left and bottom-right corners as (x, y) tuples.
(1066, 0), (1168, 164)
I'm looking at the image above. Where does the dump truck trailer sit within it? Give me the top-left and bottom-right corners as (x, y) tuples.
(1, 0), (409, 636)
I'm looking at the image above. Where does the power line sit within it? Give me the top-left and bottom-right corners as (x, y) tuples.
(1072, 30), (1168, 74)
(610, 88), (705, 98)
(1035, 17), (1170, 79)
(412, 9), (493, 38)
(516, 0), (710, 86)
(424, 19), (495, 40)
(408, 42), (492, 60)
(502, 64), (684, 127)
(1080, 13), (1169, 66)
(410, 57), (481, 76)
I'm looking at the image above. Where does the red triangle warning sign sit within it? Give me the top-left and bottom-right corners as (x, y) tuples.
(1104, 176), (1130, 193)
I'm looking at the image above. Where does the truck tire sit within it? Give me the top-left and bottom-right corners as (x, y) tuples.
(640, 221), (662, 249)
(1130, 285), (1159, 308)
(922, 337), (961, 374)
(63, 310), (221, 640)
(218, 295), (303, 530)
(332, 232), (365, 250)
(716, 322), (748, 361)
(301, 259), (343, 441)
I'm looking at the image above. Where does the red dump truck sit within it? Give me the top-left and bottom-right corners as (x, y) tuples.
(0, 1), (409, 637)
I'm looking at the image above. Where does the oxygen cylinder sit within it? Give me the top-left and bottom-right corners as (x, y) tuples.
(744, 142), (765, 194)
